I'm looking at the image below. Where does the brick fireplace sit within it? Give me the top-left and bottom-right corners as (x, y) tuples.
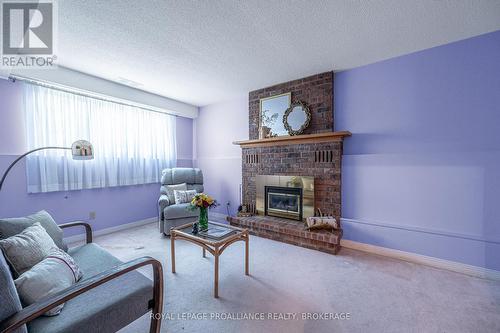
(228, 71), (350, 254)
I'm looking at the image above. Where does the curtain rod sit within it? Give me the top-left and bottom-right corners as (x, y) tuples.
(8, 75), (179, 117)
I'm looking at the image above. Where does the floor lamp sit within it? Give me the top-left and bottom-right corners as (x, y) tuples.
(0, 140), (93, 191)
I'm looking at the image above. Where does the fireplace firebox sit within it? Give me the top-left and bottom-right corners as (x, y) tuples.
(265, 186), (303, 221)
(255, 175), (314, 221)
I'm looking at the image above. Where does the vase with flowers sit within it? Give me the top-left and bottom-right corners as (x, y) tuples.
(189, 193), (219, 231)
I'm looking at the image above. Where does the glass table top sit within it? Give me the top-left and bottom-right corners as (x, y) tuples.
(175, 222), (240, 241)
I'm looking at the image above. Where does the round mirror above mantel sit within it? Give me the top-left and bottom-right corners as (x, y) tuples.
(283, 101), (312, 136)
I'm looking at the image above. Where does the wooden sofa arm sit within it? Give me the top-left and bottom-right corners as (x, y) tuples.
(59, 221), (93, 244)
(0, 257), (164, 333)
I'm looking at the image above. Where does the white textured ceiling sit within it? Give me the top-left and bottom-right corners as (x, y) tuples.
(58, 0), (500, 106)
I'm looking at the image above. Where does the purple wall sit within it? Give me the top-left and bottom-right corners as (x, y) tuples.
(176, 115), (195, 167)
(197, 31), (500, 270)
(195, 96), (248, 216)
(0, 80), (194, 235)
(336, 30), (500, 270)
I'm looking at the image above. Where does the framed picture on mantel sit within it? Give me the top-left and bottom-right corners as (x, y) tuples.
(259, 92), (291, 138)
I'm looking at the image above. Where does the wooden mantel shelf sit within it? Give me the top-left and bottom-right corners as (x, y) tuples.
(233, 131), (351, 148)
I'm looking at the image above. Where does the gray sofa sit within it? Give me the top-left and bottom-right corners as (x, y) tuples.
(158, 168), (203, 235)
(0, 221), (163, 333)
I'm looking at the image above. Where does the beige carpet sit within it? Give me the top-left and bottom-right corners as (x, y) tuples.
(72, 222), (500, 333)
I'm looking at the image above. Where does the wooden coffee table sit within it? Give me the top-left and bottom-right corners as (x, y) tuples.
(170, 221), (249, 298)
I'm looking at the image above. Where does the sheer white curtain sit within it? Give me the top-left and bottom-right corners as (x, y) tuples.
(24, 83), (177, 193)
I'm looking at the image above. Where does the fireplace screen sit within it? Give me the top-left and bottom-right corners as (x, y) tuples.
(265, 186), (303, 220)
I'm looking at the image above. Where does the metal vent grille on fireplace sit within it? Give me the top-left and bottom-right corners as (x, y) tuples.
(314, 150), (334, 163)
(245, 153), (259, 164)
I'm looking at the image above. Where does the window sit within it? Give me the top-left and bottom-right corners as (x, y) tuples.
(24, 83), (177, 193)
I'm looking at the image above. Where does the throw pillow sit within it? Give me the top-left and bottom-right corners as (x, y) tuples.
(174, 190), (197, 204)
(14, 247), (83, 316)
(0, 210), (68, 252)
(0, 251), (28, 333)
(165, 183), (187, 203)
(0, 222), (57, 277)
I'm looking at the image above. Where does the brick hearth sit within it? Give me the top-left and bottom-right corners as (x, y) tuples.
(228, 215), (342, 255)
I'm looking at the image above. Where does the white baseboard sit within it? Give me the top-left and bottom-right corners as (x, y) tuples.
(64, 212), (228, 244)
(64, 217), (156, 244)
(218, 213), (500, 280)
(340, 239), (500, 281)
